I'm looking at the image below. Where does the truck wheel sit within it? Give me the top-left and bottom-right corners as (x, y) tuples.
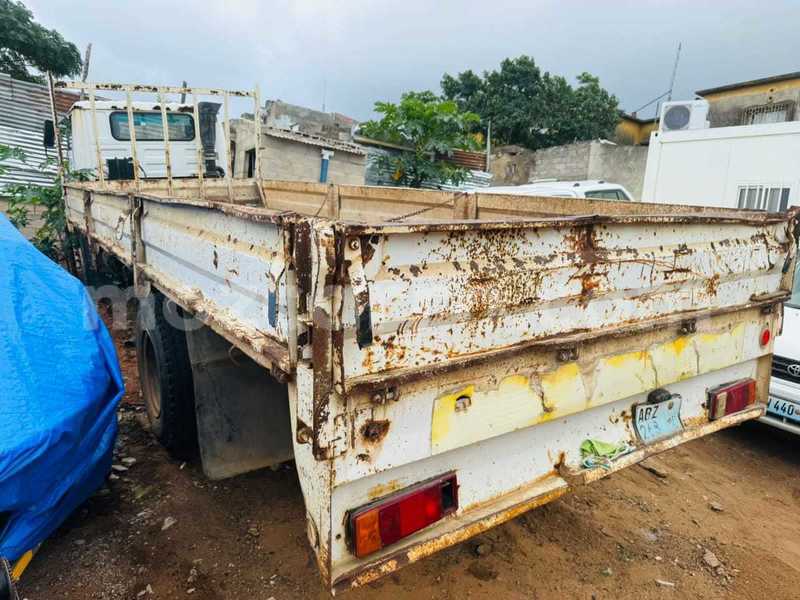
(136, 293), (198, 459)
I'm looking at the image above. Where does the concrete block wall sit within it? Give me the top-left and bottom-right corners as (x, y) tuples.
(230, 120), (366, 184)
(489, 145), (536, 185)
(260, 136), (365, 185)
(529, 141), (593, 182)
(527, 140), (648, 200)
(587, 143), (648, 200)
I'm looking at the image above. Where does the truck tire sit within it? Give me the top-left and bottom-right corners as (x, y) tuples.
(135, 292), (198, 459)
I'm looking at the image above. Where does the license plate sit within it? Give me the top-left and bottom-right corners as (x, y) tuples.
(767, 396), (800, 424)
(634, 395), (684, 444)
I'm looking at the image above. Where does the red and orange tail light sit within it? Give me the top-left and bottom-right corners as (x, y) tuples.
(348, 473), (458, 558)
(707, 378), (756, 420)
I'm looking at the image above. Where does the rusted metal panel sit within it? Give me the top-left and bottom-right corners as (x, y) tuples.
(338, 220), (792, 385)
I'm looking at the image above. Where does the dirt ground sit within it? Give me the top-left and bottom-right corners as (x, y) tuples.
(19, 326), (800, 600)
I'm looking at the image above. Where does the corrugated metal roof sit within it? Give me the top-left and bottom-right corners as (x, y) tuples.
(264, 127), (366, 155)
(0, 73), (79, 191)
(364, 145), (492, 190)
(441, 149), (487, 171)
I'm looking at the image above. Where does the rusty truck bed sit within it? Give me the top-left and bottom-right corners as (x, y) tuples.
(64, 177), (798, 592)
(64, 177), (797, 381)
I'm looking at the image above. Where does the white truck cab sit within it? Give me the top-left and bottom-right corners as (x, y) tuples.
(67, 100), (228, 179)
(765, 262), (800, 434)
(481, 179), (634, 201)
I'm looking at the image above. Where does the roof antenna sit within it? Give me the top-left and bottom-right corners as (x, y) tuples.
(666, 42), (682, 102)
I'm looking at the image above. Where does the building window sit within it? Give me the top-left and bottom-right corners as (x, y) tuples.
(741, 101), (794, 125)
(736, 185), (790, 212)
(109, 111), (195, 141)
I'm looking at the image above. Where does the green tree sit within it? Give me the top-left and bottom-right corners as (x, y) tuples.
(442, 56), (619, 150)
(360, 91), (481, 188)
(0, 0), (82, 83)
(1, 143), (79, 261)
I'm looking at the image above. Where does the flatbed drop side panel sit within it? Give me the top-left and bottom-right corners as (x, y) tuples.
(63, 180), (798, 593)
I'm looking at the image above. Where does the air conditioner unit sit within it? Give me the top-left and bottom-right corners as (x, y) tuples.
(659, 99), (710, 132)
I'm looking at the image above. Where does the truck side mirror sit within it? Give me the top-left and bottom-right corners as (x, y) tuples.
(43, 119), (55, 148)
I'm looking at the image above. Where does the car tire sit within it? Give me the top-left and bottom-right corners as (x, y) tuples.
(135, 292), (198, 459)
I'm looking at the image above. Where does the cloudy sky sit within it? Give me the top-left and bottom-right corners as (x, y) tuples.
(26, 0), (800, 121)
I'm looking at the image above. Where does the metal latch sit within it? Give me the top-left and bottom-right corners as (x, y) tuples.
(679, 319), (697, 335)
(345, 237), (373, 349)
(370, 386), (400, 405)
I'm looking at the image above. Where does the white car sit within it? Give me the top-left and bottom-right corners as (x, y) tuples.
(763, 260), (800, 434)
(480, 180), (634, 201)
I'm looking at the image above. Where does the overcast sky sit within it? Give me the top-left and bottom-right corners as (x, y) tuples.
(26, 0), (800, 121)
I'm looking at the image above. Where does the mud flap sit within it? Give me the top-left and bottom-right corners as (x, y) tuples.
(185, 326), (293, 480)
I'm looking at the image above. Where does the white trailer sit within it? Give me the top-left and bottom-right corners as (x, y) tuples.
(53, 80), (799, 594)
(641, 120), (800, 209)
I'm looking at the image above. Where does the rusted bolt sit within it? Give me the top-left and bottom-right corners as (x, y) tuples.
(297, 426), (312, 444)
(556, 347), (579, 362)
(348, 238), (360, 250)
(370, 387), (399, 404)
(455, 395), (472, 412)
(270, 364), (290, 384)
(361, 420), (390, 443)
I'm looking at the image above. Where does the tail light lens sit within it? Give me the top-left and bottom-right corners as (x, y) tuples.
(760, 327), (772, 347)
(707, 378), (756, 420)
(349, 473), (458, 558)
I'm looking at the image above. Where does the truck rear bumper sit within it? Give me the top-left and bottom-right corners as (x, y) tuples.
(331, 403), (763, 594)
(560, 404), (764, 485)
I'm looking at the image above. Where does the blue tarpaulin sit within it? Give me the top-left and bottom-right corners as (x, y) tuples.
(0, 214), (123, 561)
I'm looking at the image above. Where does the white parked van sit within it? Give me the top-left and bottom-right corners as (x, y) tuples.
(481, 179), (634, 201)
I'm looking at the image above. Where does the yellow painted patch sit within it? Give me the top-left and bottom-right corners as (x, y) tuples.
(592, 351), (656, 406)
(431, 384), (474, 448)
(650, 335), (698, 384)
(431, 377), (543, 454)
(540, 363), (587, 420)
(429, 322), (756, 457)
(695, 323), (746, 373)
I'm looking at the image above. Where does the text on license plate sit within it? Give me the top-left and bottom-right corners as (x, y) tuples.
(767, 396), (800, 424)
(634, 395), (684, 444)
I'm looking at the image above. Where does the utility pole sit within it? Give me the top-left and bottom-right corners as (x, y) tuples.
(79, 43), (92, 99)
(485, 120), (492, 172)
(667, 42), (682, 102)
(181, 80), (187, 103)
